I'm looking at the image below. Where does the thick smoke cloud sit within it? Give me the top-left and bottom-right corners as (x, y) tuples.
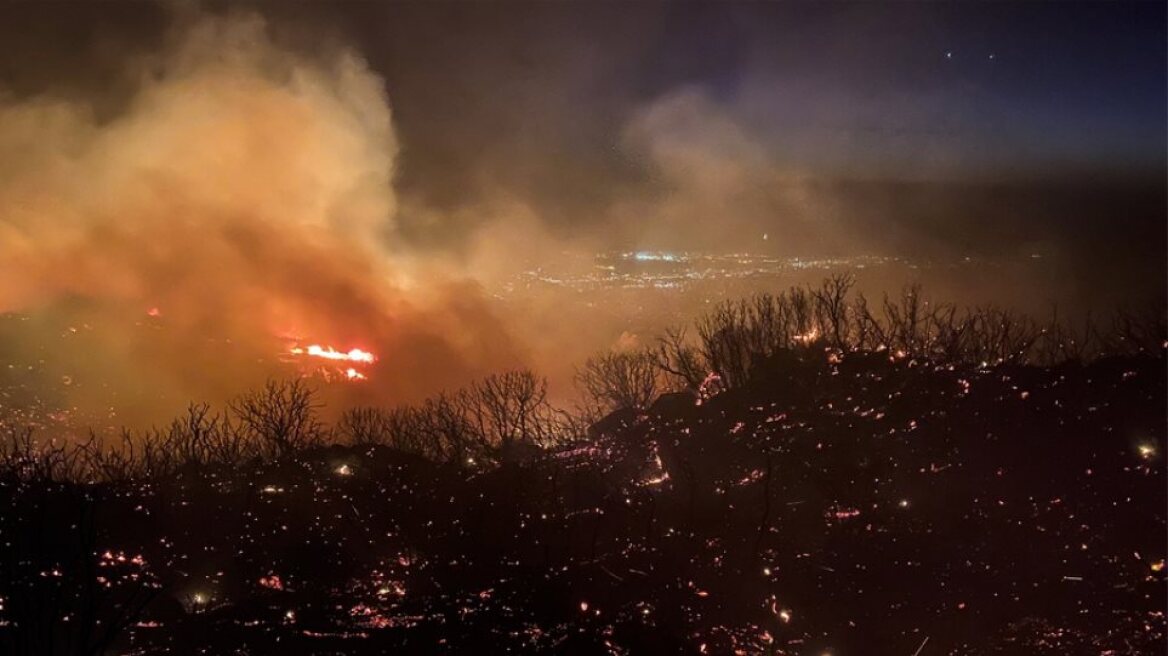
(0, 12), (524, 427)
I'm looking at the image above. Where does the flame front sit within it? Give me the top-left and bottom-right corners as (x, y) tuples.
(288, 344), (376, 382)
(290, 345), (375, 363)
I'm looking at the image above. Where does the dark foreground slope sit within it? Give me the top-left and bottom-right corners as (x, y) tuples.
(2, 351), (1165, 655)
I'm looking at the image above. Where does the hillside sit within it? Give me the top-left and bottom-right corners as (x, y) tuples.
(2, 347), (1164, 655)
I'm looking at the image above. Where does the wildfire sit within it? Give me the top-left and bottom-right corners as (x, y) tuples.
(290, 345), (375, 363)
(287, 343), (376, 382)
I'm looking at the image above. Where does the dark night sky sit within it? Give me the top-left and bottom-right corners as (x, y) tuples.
(314, 3), (1166, 177)
(0, 2), (1164, 264)
(335, 2), (1168, 209)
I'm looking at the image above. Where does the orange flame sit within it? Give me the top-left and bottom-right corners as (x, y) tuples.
(290, 344), (375, 363)
(287, 343), (376, 382)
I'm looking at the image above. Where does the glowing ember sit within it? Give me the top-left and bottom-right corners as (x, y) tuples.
(259, 575), (284, 591)
(793, 328), (820, 345)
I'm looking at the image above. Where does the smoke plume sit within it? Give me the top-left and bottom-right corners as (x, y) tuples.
(0, 12), (524, 427)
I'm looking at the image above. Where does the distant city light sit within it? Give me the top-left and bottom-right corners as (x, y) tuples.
(629, 251), (680, 263)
